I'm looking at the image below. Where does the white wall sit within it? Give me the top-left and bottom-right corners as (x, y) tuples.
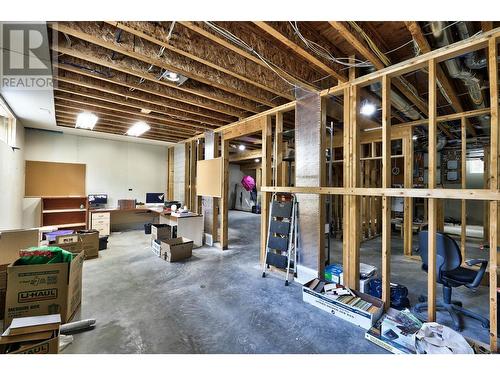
(24, 128), (168, 211)
(173, 143), (185, 203)
(0, 121), (25, 230)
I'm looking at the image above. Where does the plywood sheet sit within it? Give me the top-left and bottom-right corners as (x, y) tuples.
(25, 161), (85, 197)
(197, 157), (222, 198)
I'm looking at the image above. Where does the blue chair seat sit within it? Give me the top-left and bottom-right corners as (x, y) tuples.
(443, 267), (477, 284)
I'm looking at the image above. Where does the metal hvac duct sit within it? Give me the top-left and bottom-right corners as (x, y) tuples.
(430, 21), (485, 107)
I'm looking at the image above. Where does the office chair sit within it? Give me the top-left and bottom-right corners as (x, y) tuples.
(413, 231), (489, 332)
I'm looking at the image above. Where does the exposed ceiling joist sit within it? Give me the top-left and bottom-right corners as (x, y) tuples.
(253, 21), (346, 83)
(54, 75), (224, 128)
(54, 89), (212, 131)
(55, 105), (196, 139)
(54, 61), (239, 121)
(178, 21), (320, 92)
(106, 21), (295, 101)
(51, 43), (253, 116)
(328, 21), (429, 116)
(49, 22), (281, 109)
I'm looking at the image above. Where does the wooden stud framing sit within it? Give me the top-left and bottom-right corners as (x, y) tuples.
(461, 116), (467, 260)
(488, 37), (498, 352)
(381, 74), (392, 309)
(260, 116), (273, 264)
(403, 129), (413, 256)
(427, 58), (438, 323)
(221, 137), (229, 250)
(167, 148), (174, 200)
(275, 112), (284, 187)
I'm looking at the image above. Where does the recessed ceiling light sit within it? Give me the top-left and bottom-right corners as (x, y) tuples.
(360, 101), (377, 116)
(140, 108), (152, 114)
(238, 144), (246, 151)
(75, 112), (98, 130)
(165, 71), (180, 82)
(127, 121), (150, 137)
(255, 158), (260, 163)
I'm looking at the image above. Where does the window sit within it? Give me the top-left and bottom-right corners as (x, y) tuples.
(0, 96), (16, 147)
(468, 159), (484, 174)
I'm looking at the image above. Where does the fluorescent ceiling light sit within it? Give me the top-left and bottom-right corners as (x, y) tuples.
(127, 121), (150, 137)
(75, 112), (98, 130)
(238, 144), (246, 151)
(360, 102), (376, 116)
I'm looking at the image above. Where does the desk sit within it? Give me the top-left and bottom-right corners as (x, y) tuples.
(89, 207), (204, 247)
(159, 213), (204, 248)
(89, 207), (162, 236)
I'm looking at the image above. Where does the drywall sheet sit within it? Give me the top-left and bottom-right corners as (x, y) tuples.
(25, 160), (85, 197)
(197, 157), (222, 198)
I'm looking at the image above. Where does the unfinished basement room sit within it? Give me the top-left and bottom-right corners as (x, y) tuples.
(0, 0), (499, 371)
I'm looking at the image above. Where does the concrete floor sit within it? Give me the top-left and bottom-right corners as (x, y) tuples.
(65, 210), (490, 353)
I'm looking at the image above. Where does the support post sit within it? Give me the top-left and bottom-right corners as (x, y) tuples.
(404, 128), (413, 256)
(488, 37), (498, 353)
(260, 116), (273, 264)
(461, 116), (467, 260)
(221, 137), (229, 250)
(382, 75), (392, 309)
(275, 112), (284, 187)
(427, 58), (438, 322)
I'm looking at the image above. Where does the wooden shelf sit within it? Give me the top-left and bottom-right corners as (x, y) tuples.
(43, 209), (87, 213)
(54, 222), (87, 228)
(41, 196), (88, 230)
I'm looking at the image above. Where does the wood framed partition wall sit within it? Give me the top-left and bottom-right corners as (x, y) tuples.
(177, 28), (500, 351)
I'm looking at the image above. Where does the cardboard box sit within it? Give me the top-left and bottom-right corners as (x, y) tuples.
(0, 229), (39, 321)
(3, 251), (84, 329)
(325, 264), (343, 284)
(151, 239), (162, 257)
(7, 330), (60, 354)
(302, 280), (384, 330)
(77, 230), (99, 259)
(0, 229), (39, 266)
(55, 234), (83, 255)
(151, 224), (173, 242)
(161, 237), (193, 262)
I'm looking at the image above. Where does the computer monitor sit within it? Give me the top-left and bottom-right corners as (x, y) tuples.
(146, 193), (165, 205)
(88, 194), (108, 206)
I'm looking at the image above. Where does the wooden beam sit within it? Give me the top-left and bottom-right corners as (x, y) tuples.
(253, 21), (346, 83)
(54, 95), (204, 134)
(178, 21), (320, 92)
(260, 116), (273, 264)
(461, 116), (467, 260)
(328, 21), (429, 117)
(54, 61), (242, 120)
(488, 37), (498, 353)
(275, 112), (284, 186)
(108, 21), (295, 101)
(261, 186), (500, 201)
(51, 22), (280, 109)
(404, 21), (477, 137)
(55, 105), (194, 139)
(403, 128), (414, 256)
(381, 74), (392, 309)
(229, 149), (262, 162)
(221, 137), (229, 250)
(427, 58), (438, 323)
(50, 42), (256, 116)
(55, 70), (230, 127)
(54, 83), (214, 131)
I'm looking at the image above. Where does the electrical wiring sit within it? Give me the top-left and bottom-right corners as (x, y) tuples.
(289, 21), (372, 68)
(347, 21), (391, 66)
(203, 21), (298, 91)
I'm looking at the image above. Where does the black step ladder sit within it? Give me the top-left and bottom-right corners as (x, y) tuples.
(262, 193), (298, 285)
